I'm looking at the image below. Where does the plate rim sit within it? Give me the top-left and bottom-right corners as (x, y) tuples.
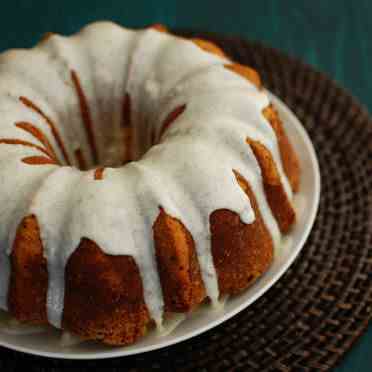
(0, 92), (321, 359)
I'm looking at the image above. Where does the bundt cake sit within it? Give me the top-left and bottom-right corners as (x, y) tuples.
(0, 22), (300, 345)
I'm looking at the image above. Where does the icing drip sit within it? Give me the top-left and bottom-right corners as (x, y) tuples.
(0, 22), (293, 329)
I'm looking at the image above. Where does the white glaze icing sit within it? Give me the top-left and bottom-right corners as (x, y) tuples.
(0, 22), (293, 329)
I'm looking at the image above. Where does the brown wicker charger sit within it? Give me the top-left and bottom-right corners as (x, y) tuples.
(0, 32), (371, 371)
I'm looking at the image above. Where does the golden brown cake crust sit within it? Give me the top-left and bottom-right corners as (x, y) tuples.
(211, 172), (274, 295)
(225, 63), (262, 90)
(9, 215), (48, 324)
(154, 208), (206, 312)
(247, 138), (296, 233)
(63, 239), (151, 345)
(191, 38), (227, 58)
(150, 24), (168, 33)
(263, 105), (300, 193)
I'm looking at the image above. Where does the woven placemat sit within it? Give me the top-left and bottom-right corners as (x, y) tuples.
(1, 32), (372, 372)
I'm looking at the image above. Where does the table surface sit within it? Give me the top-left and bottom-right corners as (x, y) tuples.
(0, 1), (371, 370)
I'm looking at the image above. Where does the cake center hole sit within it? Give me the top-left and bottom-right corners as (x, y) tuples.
(95, 124), (133, 169)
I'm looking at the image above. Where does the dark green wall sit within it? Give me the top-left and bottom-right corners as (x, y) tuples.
(0, 1), (371, 370)
(0, 0), (371, 111)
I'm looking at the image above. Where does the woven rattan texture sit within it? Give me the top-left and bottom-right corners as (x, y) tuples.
(1, 32), (372, 372)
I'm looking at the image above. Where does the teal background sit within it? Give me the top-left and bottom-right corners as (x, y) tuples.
(0, 0), (371, 370)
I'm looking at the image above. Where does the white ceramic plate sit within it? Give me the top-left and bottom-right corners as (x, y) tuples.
(0, 92), (320, 359)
